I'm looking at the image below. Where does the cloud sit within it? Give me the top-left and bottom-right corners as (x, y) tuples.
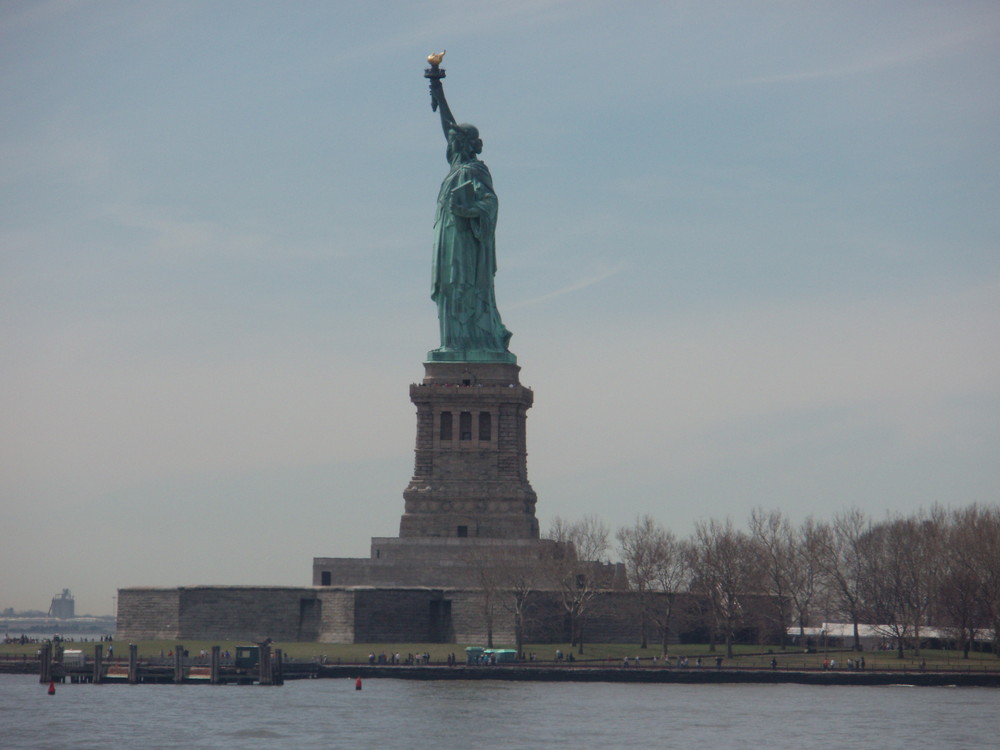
(509, 261), (628, 308)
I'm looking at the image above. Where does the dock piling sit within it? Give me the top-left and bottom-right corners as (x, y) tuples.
(128, 644), (138, 684)
(38, 642), (51, 684)
(258, 643), (273, 686)
(274, 648), (284, 686)
(92, 643), (103, 685)
(210, 645), (221, 685)
(173, 645), (184, 684)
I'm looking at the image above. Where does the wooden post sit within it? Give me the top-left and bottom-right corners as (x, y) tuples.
(210, 645), (221, 685)
(128, 644), (138, 684)
(38, 642), (51, 684)
(174, 644), (184, 684)
(273, 648), (284, 686)
(93, 643), (103, 685)
(46, 642), (64, 684)
(258, 643), (272, 686)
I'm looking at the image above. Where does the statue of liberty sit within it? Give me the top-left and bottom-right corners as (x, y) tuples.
(424, 53), (514, 363)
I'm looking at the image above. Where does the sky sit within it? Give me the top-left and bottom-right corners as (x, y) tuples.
(2, 1), (998, 616)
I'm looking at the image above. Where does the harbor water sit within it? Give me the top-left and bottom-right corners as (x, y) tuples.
(2, 672), (997, 749)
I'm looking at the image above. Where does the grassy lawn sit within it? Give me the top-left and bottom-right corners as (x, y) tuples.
(3, 639), (998, 671)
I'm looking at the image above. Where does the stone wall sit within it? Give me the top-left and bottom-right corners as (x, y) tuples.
(354, 589), (439, 642)
(117, 585), (696, 646)
(583, 591), (648, 644)
(316, 589), (356, 643)
(116, 588), (180, 640)
(449, 589), (509, 643)
(117, 586), (326, 642)
(313, 537), (568, 589)
(176, 587), (319, 642)
(117, 586), (457, 644)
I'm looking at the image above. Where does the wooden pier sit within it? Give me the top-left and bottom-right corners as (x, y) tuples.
(37, 642), (290, 686)
(17, 648), (1000, 688)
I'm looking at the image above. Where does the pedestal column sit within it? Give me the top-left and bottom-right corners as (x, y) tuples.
(401, 362), (538, 539)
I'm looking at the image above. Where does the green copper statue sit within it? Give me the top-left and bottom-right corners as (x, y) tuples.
(424, 52), (514, 363)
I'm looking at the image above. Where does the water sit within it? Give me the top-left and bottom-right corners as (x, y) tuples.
(2, 673), (997, 749)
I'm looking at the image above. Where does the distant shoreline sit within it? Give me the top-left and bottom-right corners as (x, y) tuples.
(2, 616), (115, 636)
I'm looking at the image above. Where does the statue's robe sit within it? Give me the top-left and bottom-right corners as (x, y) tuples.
(431, 147), (511, 355)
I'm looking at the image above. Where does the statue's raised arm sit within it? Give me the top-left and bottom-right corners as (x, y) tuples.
(431, 81), (457, 138)
(425, 51), (457, 137)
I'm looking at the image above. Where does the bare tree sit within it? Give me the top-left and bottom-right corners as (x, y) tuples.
(690, 518), (758, 658)
(862, 512), (944, 658)
(463, 541), (550, 656)
(907, 509), (946, 655)
(748, 508), (795, 648)
(789, 516), (829, 640)
(938, 506), (988, 658)
(546, 515), (610, 655)
(817, 509), (871, 651)
(861, 518), (911, 658)
(494, 545), (546, 658)
(968, 505), (1000, 658)
(648, 532), (690, 657)
(497, 563), (536, 659)
(616, 515), (659, 649)
(617, 515), (690, 654)
(463, 543), (503, 648)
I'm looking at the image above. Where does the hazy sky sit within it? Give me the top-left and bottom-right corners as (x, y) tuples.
(2, 1), (998, 616)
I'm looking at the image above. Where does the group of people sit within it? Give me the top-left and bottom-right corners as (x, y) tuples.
(367, 651), (433, 665)
(822, 656), (866, 670)
(5, 634), (42, 645)
(5, 633), (115, 645)
(621, 654), (712, 668)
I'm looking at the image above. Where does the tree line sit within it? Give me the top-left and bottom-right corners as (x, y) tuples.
(465, 504), (999, 659)
(604, 504), (1000, 659)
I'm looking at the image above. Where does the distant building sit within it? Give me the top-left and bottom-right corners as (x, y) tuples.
(787, 622), (997, 651)
(48, 589), (75, 619)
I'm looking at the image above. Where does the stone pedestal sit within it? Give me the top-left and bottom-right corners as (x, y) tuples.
(400, 361), (539, 539)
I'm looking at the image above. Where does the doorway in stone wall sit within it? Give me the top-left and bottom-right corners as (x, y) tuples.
(298, 597), (320, 641)
(428, 598), (453, 642)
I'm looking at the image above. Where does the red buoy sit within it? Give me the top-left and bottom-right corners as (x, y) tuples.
(47, 681), (56, 695)
(355, 677), (362, 691)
